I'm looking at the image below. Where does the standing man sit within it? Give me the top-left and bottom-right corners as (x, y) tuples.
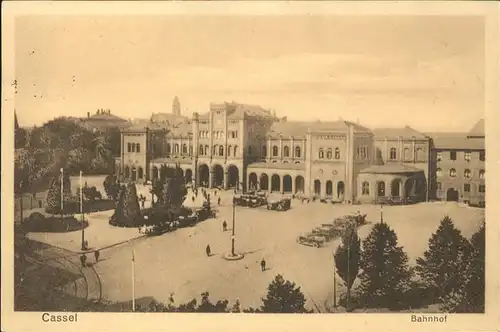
(260, 258), (266, 272)
(94, 250), (100, 263)
(206, 244), (211, 257)
(222, 220), (227, 232)
(218, 197), (221, 206)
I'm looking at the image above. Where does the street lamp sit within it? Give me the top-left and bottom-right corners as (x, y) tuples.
(231, 196), (236, 256)
(380, 204), (384, 223)
(80, 171), (86, 251)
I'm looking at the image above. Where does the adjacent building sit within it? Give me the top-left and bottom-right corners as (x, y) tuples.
(114, 99), (484, 207)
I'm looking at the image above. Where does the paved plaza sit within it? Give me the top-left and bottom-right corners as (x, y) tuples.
(79, 189), (484, 311)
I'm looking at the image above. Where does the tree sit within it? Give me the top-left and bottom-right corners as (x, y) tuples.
(260, 274), (308, 313)
(150, 179), (164, 205)
(334, 223), (361, 311)
(14, 149), (37, 221)
(103, 175), (121, 201)
(415, 216), (472, 303)
(45, 171), (72, 215)
(112, 183), (141, 227)
(358, 222), (412, 309)
(161, 166), (187, 211)
(440, 223), (485, 313)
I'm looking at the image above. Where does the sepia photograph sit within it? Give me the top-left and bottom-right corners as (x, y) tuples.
(2, 1), (500, 332)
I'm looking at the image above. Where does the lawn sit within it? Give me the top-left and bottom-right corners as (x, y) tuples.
(91, 189), (484, 312)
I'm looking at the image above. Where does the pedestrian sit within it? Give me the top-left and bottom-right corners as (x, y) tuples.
(94, 250), (100, 263)
(80, 254), (87, 268)
(192, 196), (195, 203)
(85, 240), (89, 250)
(260, 258), (266, 272)
(215, 190), (217, 196)
(218, 197), (221, 206)
(206, 244), (211, 257)
(222, 220), (227, 232)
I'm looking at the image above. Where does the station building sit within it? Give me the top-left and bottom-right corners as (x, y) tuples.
(114, 100), (484, 206)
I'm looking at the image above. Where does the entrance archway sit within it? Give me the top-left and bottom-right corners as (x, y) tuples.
(131, 167), (137, 181)
(446, 188), (459, 202)
(283, 175), (292, 193)
(198, 164), (209, 187)
(152, 166), (159, 181)
(227, 165), (239, 188)
(314, 180), (321, 195)
(260, 173), (269, 191)
(185, 169), (193, 184)
(391, 179), (401, 197)
(124, 166), (130, 179)
(138, 167), (144, 180)
(337, 181), (345, 199)
(271, 174), (281, 192)
(213, 164), (224, 188)
(295, 176), (305, 193)
(326, 181), (333, 196)
(377, 181), (386, 197)
(249, 172), (258, 190)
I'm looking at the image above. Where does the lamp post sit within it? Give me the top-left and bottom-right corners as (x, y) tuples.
(380, 204), (384, 223)
(80, 171), (86, 251)
(231, 196), (236, 256)
(332, 251), (337, 310)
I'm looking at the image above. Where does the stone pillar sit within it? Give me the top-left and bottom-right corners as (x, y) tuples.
(291, 137), (295, 161)
(224, 170), (229, 190)
(209, 169), (214, 189)
(268, 176), (272, 193)
(279, 138), (283, 160)
(280, 176), (284, 194)
(267, 137), (271, 162)
(292, 176), (296, 194)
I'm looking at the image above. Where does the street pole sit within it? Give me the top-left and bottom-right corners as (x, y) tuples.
(333, 253), (337, 310)
(347, 241), (350, 312)
(132, 249), (136, 312)
(80, 171), (85, 250)
(60, 168), (64, 223)
(380, 204), (384, 223)
(231, 197), (236, 256)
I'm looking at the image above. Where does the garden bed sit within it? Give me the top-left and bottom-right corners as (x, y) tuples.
(22, 213), (89, 233)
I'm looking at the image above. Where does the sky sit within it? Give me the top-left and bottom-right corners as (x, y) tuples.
(14, 15), (485, 132)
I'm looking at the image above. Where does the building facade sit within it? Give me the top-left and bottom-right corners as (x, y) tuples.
(114, 101), (484, 207)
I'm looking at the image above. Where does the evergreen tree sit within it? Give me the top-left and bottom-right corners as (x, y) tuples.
(334, 223), (361, 311)
(161, 166), (187, 211)
(358, 222), (412, 309)
(440, 223), (485, 313)
(45, 171), (72, 215)
(415, 216), (472, 302)
(150, 178), (164, 206)
(121, 183), (142, 227)
(260, 274), (308, 313)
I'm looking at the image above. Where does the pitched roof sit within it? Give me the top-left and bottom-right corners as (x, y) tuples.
(468, 119), (484, 137)
(373, 126), (427, 140)
(151, 113), (189, 124)
(267, 120), (372, 138)
(166, 121), (192, 137)
(359, 163), (423, 174)
(87, 112), (128, 122)
(429, 133), (485, 150)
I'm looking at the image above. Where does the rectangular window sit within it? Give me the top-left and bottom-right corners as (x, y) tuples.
(437, 182), (442, 190)
(127, 143), (131, 153)
(436, 152), (442, 162)
(479, 185), (485, 193)
(464, 151), (471, 162)
(450, 151), (457, 161)
(479, 151), (485, 161)
(464, 184), (471, 192)
(136, 144), (140, 153)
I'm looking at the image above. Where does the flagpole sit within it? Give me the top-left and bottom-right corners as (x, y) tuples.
(132, 249), (136, 312)
(60, 168), (64, 223)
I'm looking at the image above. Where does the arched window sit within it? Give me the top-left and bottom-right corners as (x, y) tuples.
(166, 143), (171, 154)
(326, 148), (333, 159)
(416, 148), (424, 161)
(199, 144), (204, 155)
(319, 148), (324, 159)
(204, 145), (209, 156)
(138, 167), (144, 179)
(283, 146), (290, 157)
(272, 146), (278, 157)
(219, 145), (224, 156)
(335, 148), (340, 159)
(127, 143), (132, 153)
(295, 146), (301, 158)
(362, 181), (370, 195)
(234, 146), (238, 156)
(136, 143), (140, 153)
(436, 168), (442, 177)
(262, 146), (267, 157)
(479, 169), (485, 179)
(390, 148), (397, 160)
(449, 168), (457, 178)
(182, 144), (187, 154)
(404, 148), (410, 160)
(227, 145), (232, 157)
(464, 169), (471, 178)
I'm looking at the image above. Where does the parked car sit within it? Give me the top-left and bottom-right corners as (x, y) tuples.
(266, 198), (291, 211)
(296, 234), (326, 248)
